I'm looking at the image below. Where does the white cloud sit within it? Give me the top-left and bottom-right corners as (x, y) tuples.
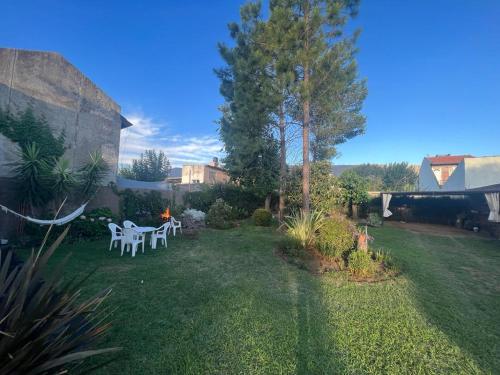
(119, 112), (223, 167)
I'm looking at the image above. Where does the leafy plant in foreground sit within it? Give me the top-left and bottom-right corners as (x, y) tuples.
(0, 227), (119, 374)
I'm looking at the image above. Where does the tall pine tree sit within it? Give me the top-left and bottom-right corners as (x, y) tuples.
(272, 0), (367, 212)
(216, 2), (280, 207)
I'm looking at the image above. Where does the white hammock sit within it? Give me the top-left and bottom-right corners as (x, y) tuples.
(0, 202), (88, 226)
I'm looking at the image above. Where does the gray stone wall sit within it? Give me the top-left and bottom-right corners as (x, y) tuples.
(0, 48), (123, 183)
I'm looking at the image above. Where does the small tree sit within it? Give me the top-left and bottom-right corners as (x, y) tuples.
(339, 170), (369, 217)
(119, 149), (171, 182)
(382, 162), (418, 191)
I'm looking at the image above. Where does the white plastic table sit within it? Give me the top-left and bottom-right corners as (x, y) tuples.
(134, 226), (157, 249)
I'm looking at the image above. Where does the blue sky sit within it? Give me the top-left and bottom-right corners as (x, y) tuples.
(2, 0), (499, 166)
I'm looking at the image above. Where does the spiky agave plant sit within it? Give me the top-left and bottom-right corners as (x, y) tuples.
(284, 210), (325, 249)
(79, 150), (108, 200)
(0, 227), (119, 374)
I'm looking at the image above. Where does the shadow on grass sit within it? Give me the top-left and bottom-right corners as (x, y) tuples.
(376, 227), (500, 373)
(294, 271), (348, 375)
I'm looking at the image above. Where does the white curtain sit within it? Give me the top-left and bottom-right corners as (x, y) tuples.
(485, 192), (500, 222)
(0, 202), (88, 226)
(382, 193), (392, 218)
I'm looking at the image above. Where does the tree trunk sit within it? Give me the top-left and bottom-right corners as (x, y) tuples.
(265, 193), (272, 211)
(278, 103), (286, 221)
(302, 95), (310, 213)
(302, 2), (311, 213)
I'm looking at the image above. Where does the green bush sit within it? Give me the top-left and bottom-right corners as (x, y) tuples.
(118, 189), (170, 226)
(183, 184), (269, 218)
(285, 161), (343, 213)
(348, 250), (376, 277)
(253, 208), (272, 226)
(285, 210), (325, 249)
(206, 199), (235, 229)
(316, 215), (356, 260)
(70, 207), (116, 240)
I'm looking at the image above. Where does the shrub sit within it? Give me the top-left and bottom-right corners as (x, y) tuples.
(118, 189), (170, 226)
(348, 250), (376, 277)
(285, 210), (325, 249)
(183, 184), (267, 218)
(339, 170), (369, 208)
(206, 199), (235, 229)
(253, 208), (272, 226)
(71, 207), (116, 240)
(285, 162), (343, 213)
(316, 215), (356, 260)
(0, 227), (118, 373)
(182, 208), (206, 222)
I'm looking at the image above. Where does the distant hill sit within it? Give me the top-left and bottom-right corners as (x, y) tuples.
(331, 165), (357, 176)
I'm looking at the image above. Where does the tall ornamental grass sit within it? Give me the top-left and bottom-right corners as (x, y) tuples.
(284, 210), (325, 249)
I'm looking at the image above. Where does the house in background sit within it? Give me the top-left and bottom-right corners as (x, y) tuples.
(181, 157), (229, 185)
(166, 167), (182, 184)
(418, 154), (500, 192)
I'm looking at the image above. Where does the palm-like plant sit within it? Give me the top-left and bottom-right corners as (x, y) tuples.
(284, 210), (325, 249)
(52, 157), (77, 201)
(12, 142), (51, 212)
(79, 150), (108, 200)
(0, 227), (119, 374)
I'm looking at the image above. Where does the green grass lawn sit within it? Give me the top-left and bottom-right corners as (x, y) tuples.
(25, 223), (500, 374)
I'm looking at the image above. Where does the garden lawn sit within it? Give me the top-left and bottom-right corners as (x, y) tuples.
(26, 224), (500, 374)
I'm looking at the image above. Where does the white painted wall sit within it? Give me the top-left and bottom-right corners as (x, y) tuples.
(418, 158), (440, 191)
(441, 161), (465, 191)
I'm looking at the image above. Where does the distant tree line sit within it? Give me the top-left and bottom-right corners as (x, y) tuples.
(119, 149), (171, 182)
(349, 162), (418, 192)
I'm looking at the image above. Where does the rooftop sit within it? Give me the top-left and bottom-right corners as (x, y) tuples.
(426, 155), (474, 165)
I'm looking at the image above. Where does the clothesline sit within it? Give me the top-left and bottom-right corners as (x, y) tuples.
(0, 202), (88, 226)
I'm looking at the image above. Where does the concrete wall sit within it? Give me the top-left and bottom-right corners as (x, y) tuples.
(182, 165), (206, 184)
(464, 156), (500, 190)
(204, 166), (230, 184)
(181, 165), (229, 185)
(0, 48), (123, 183)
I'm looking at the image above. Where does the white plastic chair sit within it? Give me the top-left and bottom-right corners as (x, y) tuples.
(123, 220), (138, 229)
(151, 222), (169, 249)
(168, 217), (182, 236)
(121, 228), (145, 257)
(107, 223), (124, 251)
